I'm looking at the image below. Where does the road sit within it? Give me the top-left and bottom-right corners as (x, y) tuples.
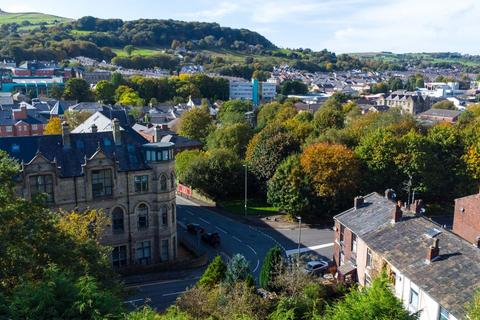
(126, 196), (334, 311)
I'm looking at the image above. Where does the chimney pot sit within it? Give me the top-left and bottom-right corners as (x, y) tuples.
(391, 202), (403, 224)
(112, 118), (121, 145)
(61, 121), (70, 149)
(426, 238), (440, 263)
(385, 188), (396, 201)
(354, 196), (364, 210)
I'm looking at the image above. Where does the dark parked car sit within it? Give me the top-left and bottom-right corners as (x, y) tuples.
(187, 223), (204, 235)
(201, 232), (221, 247)
(303, 260), (329, 276)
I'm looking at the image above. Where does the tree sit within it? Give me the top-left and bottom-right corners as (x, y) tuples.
(119, 90), (144, 106)
(218, 100), (252, 123)
(256, 102), (283, 129)
(175, 150), (205, 183)
(466, 289), (480, 320)
(198, 256), (226, 288)
(313, 106), (345, 133)
(63, 78), (92, 102)
(44, 117), (62, 135)
(325, 273), (416, 320)
(246, 125), (299, 184)
(280, 80), (308, 95)
(431, 100), (455, 110)
(224, 254), (251, 286)
(178, 107), (213, 143)
(300, 143), (360, 199)
(259, 246), (283, 291)
(110, 72), (124, 88)
(64, 110), (92, 130)
(124, 45), (135, 56)
(95, 80), (115, 104)
(206, 123), (253, 157)
(267, 155), (310, 217)
(182, 149), (244, 200)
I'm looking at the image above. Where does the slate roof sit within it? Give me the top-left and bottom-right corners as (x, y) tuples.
(160, 134), (202, 149)
(0, 128), (149, 177)
(419, 108), (461, 119)
(363, 216), (480, 319)
(50, 101), (64, 116)
(335, 192), (394, 237)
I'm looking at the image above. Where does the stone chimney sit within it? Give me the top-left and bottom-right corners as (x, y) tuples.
(385, 188), (396, 201)
(155, 125), (162, 142)
(61, 121), (70, 149)
(91, 123), (98, 133)
(391, 201), (403, 224)
(161, 124), (169, 130)
(112, 118), (121, 146)
(354, 196), (364, 210)
(411, 199), (424, 215)
(426, 238), (440, 263)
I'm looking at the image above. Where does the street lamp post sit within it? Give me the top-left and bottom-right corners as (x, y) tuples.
(296, 216), (302, 267)
(243, 164), (247, 217)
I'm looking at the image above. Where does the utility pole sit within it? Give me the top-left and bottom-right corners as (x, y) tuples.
(296, 216), (302, 267)
(244, 164), (247, 217)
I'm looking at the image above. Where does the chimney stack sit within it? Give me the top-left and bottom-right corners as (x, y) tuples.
(385, 188), (396, 201)
(426, 238), (440, 263)
(91, 123), (98, 133)
(61, 121), (70, 149)
(354, 196), (364, 210)
(411, 199), (424, 215)
(112, 118), (121, 145)
(161, 124), (169, 130)
(155, 125), (162, 142)
(391, 201), (403, 224)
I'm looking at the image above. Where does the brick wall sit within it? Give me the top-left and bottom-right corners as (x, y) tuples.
(453, 193), (480, 245)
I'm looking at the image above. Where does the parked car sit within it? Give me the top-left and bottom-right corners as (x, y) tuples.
(303, 260), (329, 276)
(187, 223), (204, 235)
(201, 232), (221, 247)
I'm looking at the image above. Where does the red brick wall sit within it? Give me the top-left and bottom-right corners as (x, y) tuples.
(333, 220), (354, 267)
(453, 194), (480, 245)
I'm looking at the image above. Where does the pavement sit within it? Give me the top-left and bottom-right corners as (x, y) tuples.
(125, 195), (334, 311)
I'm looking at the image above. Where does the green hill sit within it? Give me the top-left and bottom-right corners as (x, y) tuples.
(0, 9), (70, 25)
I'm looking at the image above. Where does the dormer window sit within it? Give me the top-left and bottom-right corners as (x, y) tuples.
(91, 169), (113, 198)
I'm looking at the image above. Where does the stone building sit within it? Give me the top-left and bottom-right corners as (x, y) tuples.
(333, 191), (480, 320)
(377, 91), (431, 114)
(0, 119), (177, 268)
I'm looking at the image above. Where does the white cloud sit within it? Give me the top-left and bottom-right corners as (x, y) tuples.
(2, 4), (37, 13)
(178, 2), (242, 21)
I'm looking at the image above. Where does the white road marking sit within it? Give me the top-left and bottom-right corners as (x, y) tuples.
(199, 217), (211, 225)
(162, 291), (186, 297)
(125, 277), (200, 289)
(123, 298), (144, 304)
(285, 243), (334, 256)
(215, 226), (227, 234)
(178, 221), (187, 229)
(247, 244), (257, 255)
(253, 259), (260, 273)
(232, 236), (242, 243)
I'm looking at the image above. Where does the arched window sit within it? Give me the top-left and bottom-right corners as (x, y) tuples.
(171, 203), (176, 224)
(137, 204), (149, 229)
(170, 172), (175, 189)
(112, 207), (124, 233)
(160, 174), (167, 191)
(161, 206), (168, 226)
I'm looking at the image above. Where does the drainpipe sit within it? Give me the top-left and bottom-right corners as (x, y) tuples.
(126, 171), (133, 265)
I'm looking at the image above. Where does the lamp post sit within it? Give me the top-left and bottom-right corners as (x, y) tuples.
(296, 216), (302, 267)
(243, 164), (247, 217)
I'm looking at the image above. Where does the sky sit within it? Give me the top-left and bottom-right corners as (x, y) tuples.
(2, 0), (480, 54)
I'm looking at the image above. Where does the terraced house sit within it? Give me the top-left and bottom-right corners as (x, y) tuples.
(0, 119), (178, 269)
(333, 191), (480, 320)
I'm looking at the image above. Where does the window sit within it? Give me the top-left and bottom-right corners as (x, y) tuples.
(351, 233), (357, 254)
(112, 208), (124, 233)
(439, 306), (449, 320)
(171, 203), (175, 224)
(365, 273), (372, 286)
(161, 206), (168, 226)
(160, 175), (167, 191)
(366, 248), (372, 268)
(340, 251), (345, 266)
(112, 245), (127, 267)
(339, 224), (345, 244)
(32, 124), (38, 130)
(134, 175), (148, 192)
(161, 239), (169, 261)
(162, 150), (169, 161)
(29, 175), (54, 203)
(137, 204), (149, 229)
(170, 172), (175, 189)
(409, 288), (419, 311)
(6, 126), (12, 132)
(135, 240), (151, 265)
(91, 169), (113, 198)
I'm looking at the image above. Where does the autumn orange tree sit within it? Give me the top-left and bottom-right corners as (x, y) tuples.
(300, 142), (361, 212)
(43, 117), (62, 135)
